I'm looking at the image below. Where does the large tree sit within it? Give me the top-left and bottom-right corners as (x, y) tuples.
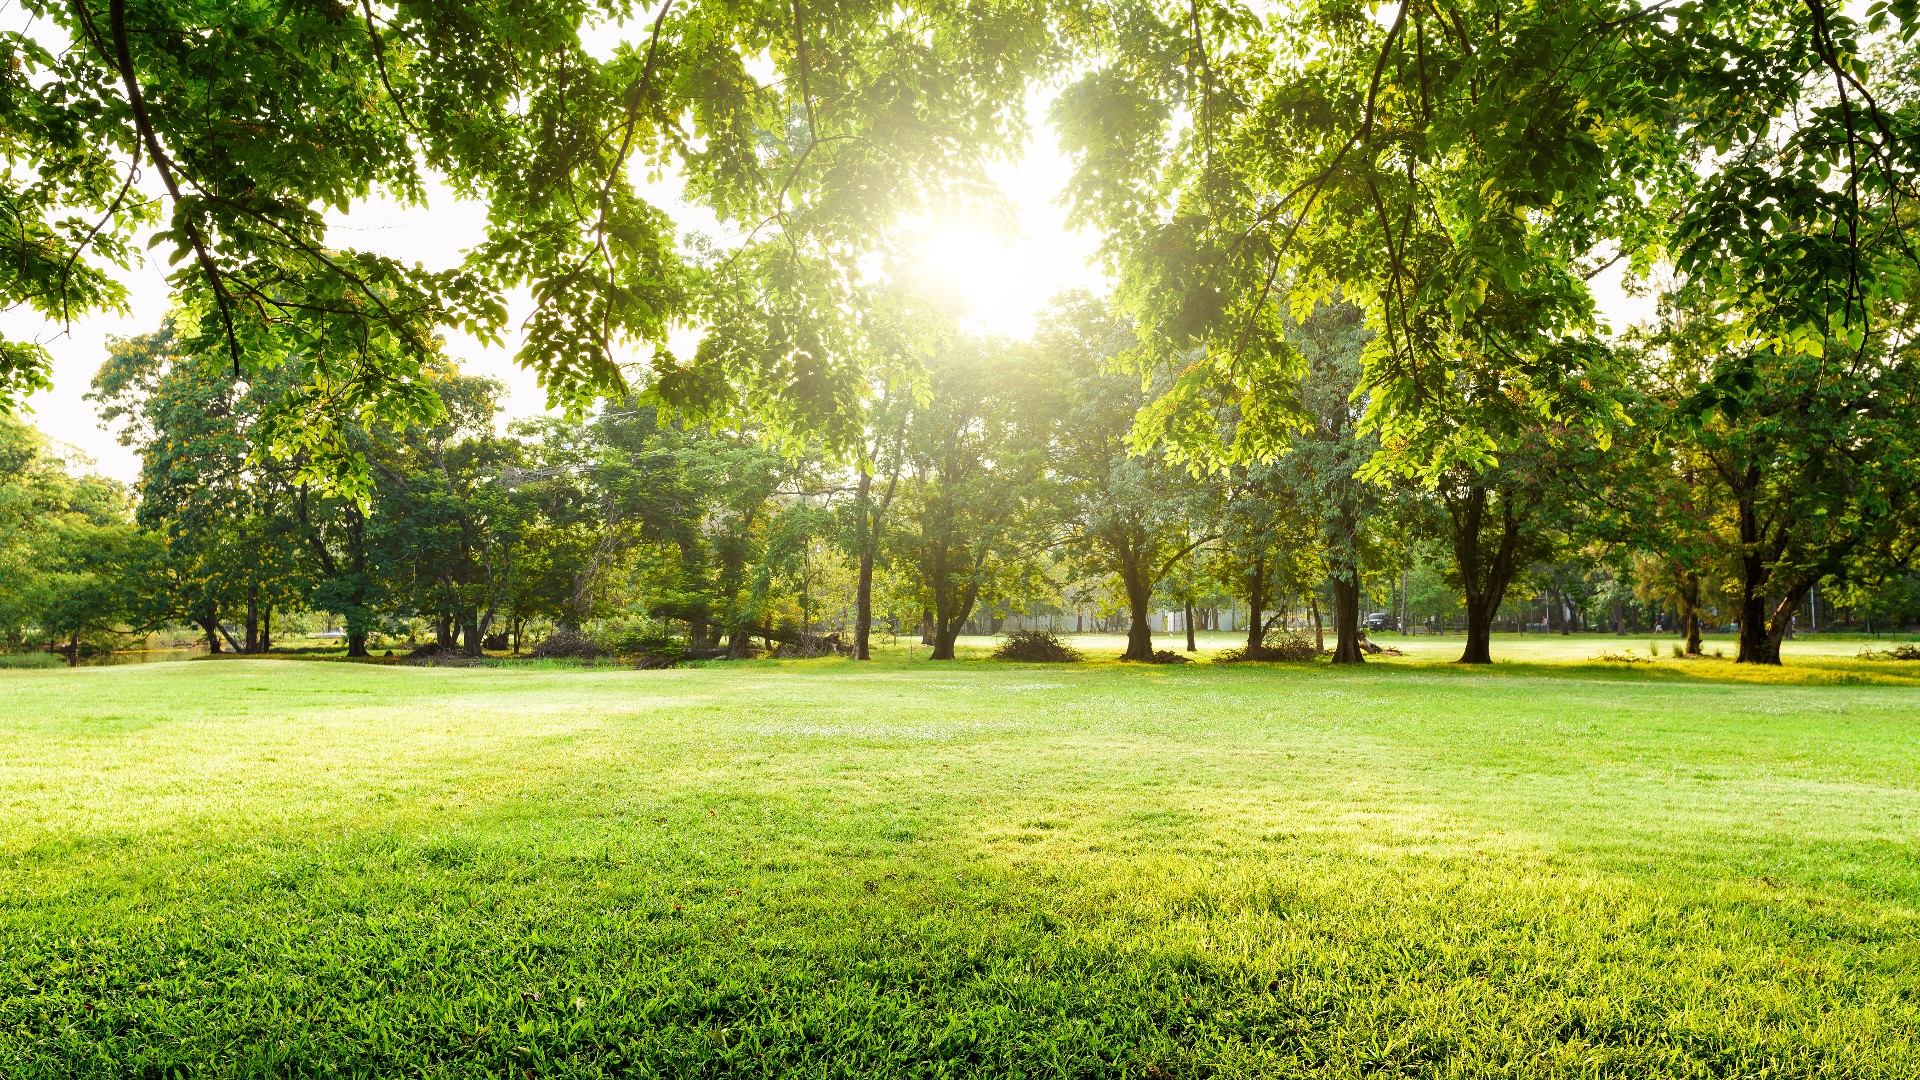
(896, 337), (1051, 660)
(1040, 294), (1215, 661)
(1635, 289), (1920, 664)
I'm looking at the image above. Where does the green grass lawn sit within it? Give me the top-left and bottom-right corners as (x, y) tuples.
(4, 648), (1919, 1077)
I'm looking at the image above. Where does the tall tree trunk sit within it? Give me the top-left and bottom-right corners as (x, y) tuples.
(1121, 553), (1154, 661)
(929, 582), (980, 661)
(1449, 484), (1524, 665)
(1329, 573), (1364, 664)
(1730, 493), (1805, 665)
(67, 630), (79, 667)
(1736, 590), (1779, 665)
(1682, 573), (1704, 655)
(200, 610), (222, 654)
(1245, 553), (1267, 651)
(461, 609), (482, 657)
(930, 621), (960, 660)
(855, 547), (875, 660)
(348, 630), (369, 658)
(436, 612), (454, 650)
(1311, 595), (1324, 653)
(1184, 600), (1197, 652)
(853, 469), (876, 660)
(920, 606), (935, 647)
(244, 586), (261, 654)
(1461, 610), (1494, 664)
(260, 605), (272, 653)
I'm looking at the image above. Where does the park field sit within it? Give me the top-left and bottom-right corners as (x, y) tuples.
(3, 644), (1920, 1077)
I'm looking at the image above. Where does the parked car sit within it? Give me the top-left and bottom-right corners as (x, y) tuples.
(1364, 612), (1399, 632)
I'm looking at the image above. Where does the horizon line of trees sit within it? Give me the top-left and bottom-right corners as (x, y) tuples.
(5, 286), (1916, 668)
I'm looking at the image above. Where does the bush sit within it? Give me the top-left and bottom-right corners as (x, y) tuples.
(593, 621), (679, 658)
(530, 627), (604, 660)
(1215, 632), (1320, 663)
(0, 652), (64, 669)
(1859, 643), (1920, 661)
(1595, 649), (1652, 663)
(773, 634), (847, 659)
(991, 630), (1082, 663)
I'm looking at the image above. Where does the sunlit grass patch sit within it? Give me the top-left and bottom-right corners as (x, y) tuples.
(2, 657), (1917, 1076)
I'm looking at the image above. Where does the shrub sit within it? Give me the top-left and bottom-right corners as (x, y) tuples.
(991, 630), (1082, 663)
(1859, 643), (1920, 661)
(1215, 632), (1320, 663)
(773, 634), (846, 659)
(530, 627), (604, 660)
(1595, 650), (1652, 663)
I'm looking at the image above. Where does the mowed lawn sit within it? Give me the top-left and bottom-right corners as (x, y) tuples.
(3, 649), (1919, 1077)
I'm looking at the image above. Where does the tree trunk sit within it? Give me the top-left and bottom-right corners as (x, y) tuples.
(1736, 591), (1780, 665)
(1245, 554), (1267, 651)
(461, 609), (482, 657)
(1184, 600), (1197, 652)
(348, 631), (369, 658)
(199, 612), (222, 654)
(1311, 595), (1324, 653)
(244, 586), (261, 654)
(855, 548), (875, 660)
(1449, 484), (1524, 665)
(436, 613), (454, 650)
(1682, 574), (1704, 655)
(930, 621), (961, 660)
(1329, 573), (1364, 664)
(67, 630), (79, 667)
(1460, 611), (1494, 664)
(260, 605), (272, 653)
(1120, 555), (1155, 661)
(727, 625), (754, 659)
(920, 606), (935, 647)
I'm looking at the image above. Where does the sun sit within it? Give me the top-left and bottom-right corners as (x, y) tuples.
(911, 210), (1106, 340)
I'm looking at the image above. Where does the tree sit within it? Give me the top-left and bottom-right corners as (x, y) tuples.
(839, 281), (955, 659)
(1040, 294), (1214, 661)
(896, 337), (1051, 660)
(373, 379), (521, 656)
(1635, 290), (1920, 664)
(0, 415), (147, 661)
(1274, 303), (1377, 663)
(91, 324), (313, 654)
(2, 0), (1061, 490)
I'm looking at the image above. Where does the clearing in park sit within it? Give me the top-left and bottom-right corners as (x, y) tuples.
(2, 638), (1918, 1077)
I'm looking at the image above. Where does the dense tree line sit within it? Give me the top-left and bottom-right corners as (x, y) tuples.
(5, 287), (1917, 666)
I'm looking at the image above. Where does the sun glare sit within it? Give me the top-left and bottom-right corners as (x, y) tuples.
(914, 212), (1105, 340)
